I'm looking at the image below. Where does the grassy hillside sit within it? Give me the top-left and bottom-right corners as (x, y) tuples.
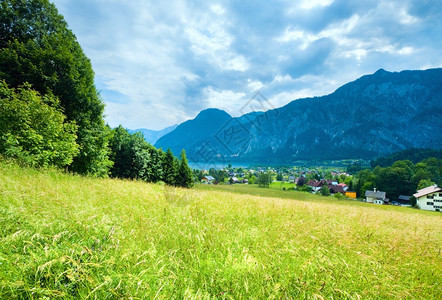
(0, 160), (441, 299)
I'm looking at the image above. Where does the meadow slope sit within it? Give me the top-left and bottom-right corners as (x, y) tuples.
(0, 160), (441, 299)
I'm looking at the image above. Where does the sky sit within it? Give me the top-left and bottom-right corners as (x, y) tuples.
(52, 0), (442, 130)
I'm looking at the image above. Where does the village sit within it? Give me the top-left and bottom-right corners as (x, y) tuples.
(196, 164), (442, 212)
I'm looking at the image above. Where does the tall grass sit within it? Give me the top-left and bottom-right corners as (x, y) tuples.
(0, 160), (441, 298)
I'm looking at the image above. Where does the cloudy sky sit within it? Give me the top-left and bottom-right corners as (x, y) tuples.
(52, 0), (442, 130)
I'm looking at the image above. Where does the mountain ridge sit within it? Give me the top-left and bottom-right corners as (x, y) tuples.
(128, 124), (178, 145)
(155, 68), (442, 163)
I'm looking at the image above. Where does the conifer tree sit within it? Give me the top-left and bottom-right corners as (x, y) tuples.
(178, 149), (194, 188)
(162, 149), (177, 186)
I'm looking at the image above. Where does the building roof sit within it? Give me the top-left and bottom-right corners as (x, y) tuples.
(413, 185), (442, 198)
(365, 190), (386, 199)
(398, 195), (411, 201)
(202, 175), (215, 181)
(329, 185), (344, 194)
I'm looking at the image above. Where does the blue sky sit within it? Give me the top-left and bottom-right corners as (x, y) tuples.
(52, 0), (442, 130)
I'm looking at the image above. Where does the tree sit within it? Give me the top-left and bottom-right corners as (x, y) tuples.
(298, 185), (313, 192)
(108, 126), (133, 178)
(177, 149), (193, 188)
(258, 172), (272, 188)
(131, 132), (153, 180)
(297, 176), (306, 187)
(0, 0), (111, 175)
(276, 172), (283, 181)
(108, 127), (169, 183)
(348, 180), (354, 191)
(417, 179), (435, 190)
(375, 166), (414, 201)
(355, 169), (376, 197)
(145, 146), (164, 183)
(163, 149), (177, 186)
(0, 81), (78, 167)
(347, 162), (366, 174)
(319, 186), (331, 196)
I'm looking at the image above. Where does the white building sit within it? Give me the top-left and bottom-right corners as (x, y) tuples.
(413, 185), (442, 211)
(201, 175), (215, 184)
(365, 189), (387, 204)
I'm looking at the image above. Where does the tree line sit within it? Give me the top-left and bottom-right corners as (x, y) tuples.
(109, 126), (193, 187)
(353, 157), (441, 201)
(0, 0), (193, 187)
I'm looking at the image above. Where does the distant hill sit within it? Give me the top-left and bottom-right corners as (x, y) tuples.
(156, 68), (442, 163)
(370, 148), (442, 168)
(128, 124), (177, 145)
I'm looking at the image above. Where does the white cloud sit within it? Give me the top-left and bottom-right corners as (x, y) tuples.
(247, 79), (263, 92)
(211, 4), (225, 15)
(202, 87), (247, 117)
(185, 16), (249, 72)
(52, 0), (442, 130)
(299, 0), (334, 10)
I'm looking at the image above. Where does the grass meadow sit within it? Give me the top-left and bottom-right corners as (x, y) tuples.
(0, 160), (441, 299)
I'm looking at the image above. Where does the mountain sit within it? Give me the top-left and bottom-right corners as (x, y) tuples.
(156, 68), (442, 163)
(155, 109), (232, 153)
(128, 124), (178, 145)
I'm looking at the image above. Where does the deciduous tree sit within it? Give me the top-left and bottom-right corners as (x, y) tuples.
(0, 81), (78, 167)
(0, 0), (111, 175)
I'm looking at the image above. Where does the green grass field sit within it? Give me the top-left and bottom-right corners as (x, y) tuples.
(197, 183), (318, 202)
(1, 160), (441, 299)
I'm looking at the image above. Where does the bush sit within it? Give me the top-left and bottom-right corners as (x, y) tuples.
(0, 81), (79, 168)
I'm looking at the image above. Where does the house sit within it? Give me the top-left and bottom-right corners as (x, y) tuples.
(337, 183), (348, 191)
(328, 185), (344, 194)
(307, 180), (323, 192)
(365, 189), (388, 204)
(229, 176), (240, 184)
(201, 175), (215, 184)
(413, 185), (442, 211)
(397, 195), (411, 206)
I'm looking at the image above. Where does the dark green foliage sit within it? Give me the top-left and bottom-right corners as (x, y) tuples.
(348, 180), (354, 191)
(319, 186), (331, 196)
(276, 173), (283, 181)
(355, 169), (376, 198)
(371, 148), (442, 168)
(355, 157), (442, 201)
(0, 81), (78, 167)
(296, 177), (306, 186)
(108, 126), (133, 178)
(298, 184), (313, 192)
(108, 126), (165, 182)
(145, 146), (164, 183)
(163, 149), (178, 186)
(0, 0), (111, 175)
(108, 128), (193, 187)
(373, 162), (414, 201)
(257, 172), (272, 188)
(347, 162), (368, 174)
(177, 150), (194, 188)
